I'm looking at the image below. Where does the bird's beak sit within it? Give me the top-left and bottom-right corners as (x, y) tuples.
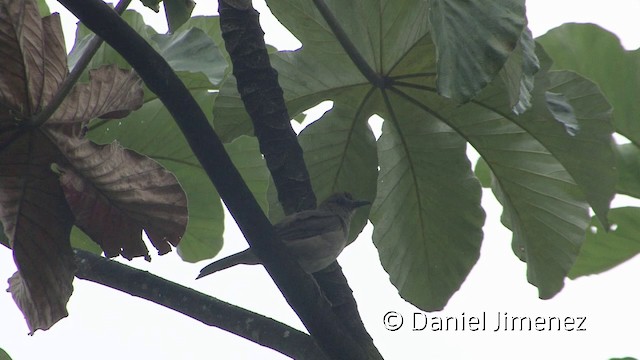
(352, 199), (371, 208)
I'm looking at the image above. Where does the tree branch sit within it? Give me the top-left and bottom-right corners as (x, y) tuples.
(57, 0), (373, 358)
(217, 1), (383, 358)
(218, 0), (316, 215)
(73, 249), (328, 360)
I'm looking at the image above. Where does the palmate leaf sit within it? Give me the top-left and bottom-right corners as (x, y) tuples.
(0, 1), (187, 333)
(0, 1), (78, 334)
(370, 91), (485, 310)
(210, 0), (614, 308)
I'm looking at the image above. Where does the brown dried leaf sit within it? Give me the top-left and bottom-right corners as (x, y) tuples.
(0, 132), (75, 334)
(0, 0), (183, 334)
(50, 65), (144, 124)
(58, 140), (188, 259)
(0, 4), (67, 119)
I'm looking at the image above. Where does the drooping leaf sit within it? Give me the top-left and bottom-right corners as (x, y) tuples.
(370, 92), (485, 311)
(428, 0), (526, 102)
(518, 67), (616, 228)
(1, 131), (75, 334)
(0, 2), (76, 334)
(570, 207), (640, 278)
(444, 53), (614, 297)
(0, 2), (186, 332)
(0, 348), (11, 360)
(57, 141), (187, 259)
(538, 23), (640, 144)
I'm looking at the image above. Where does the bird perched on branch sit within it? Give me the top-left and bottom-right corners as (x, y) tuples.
(197, 192), (370, 278)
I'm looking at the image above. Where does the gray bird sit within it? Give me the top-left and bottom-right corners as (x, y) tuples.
(197, 192), (370, 278)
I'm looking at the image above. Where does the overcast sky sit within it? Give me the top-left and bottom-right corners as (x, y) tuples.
(1, 1), (639, 359)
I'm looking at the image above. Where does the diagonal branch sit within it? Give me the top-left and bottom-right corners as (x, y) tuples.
(57, 0), (375, 359)
(218, 1), (383, 358)
(73, 249), (328, 360)
(218, 0), (316, 215)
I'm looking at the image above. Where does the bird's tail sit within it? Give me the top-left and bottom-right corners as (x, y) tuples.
(196, 249), (259, 279)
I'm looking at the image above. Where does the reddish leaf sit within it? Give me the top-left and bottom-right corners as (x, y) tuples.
(58, 141), (188, 260)
(0, 3), (67, 118)
(0, 131), (75, 334)
(50, 66), (144, 124)
(0, 0), (186, 333)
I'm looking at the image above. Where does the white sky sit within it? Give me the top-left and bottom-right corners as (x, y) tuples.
(1, 1), (640, 359)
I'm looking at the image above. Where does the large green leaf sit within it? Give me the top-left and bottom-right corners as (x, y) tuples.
(444, 51), (612, 297)
(370, 91), (485, 311)
(518, 69), (616, 227)
(570, 207), (640, 278)
(213, 0), (430, 142)
(537, 23), (640, 145)
(615, 143), (640, 198)
(211, 0), (614, 307)
(428, 0), (526, 102)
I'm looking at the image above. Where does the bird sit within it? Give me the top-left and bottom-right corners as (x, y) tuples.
(196, 192), (370, 279)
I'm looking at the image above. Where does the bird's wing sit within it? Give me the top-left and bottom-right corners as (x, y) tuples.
(274, 209), (345, 242)
(283, 228), (348, 273)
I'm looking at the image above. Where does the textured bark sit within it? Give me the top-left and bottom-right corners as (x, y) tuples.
(58, 0), (378, 358)
(218, 1), (382, 358)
